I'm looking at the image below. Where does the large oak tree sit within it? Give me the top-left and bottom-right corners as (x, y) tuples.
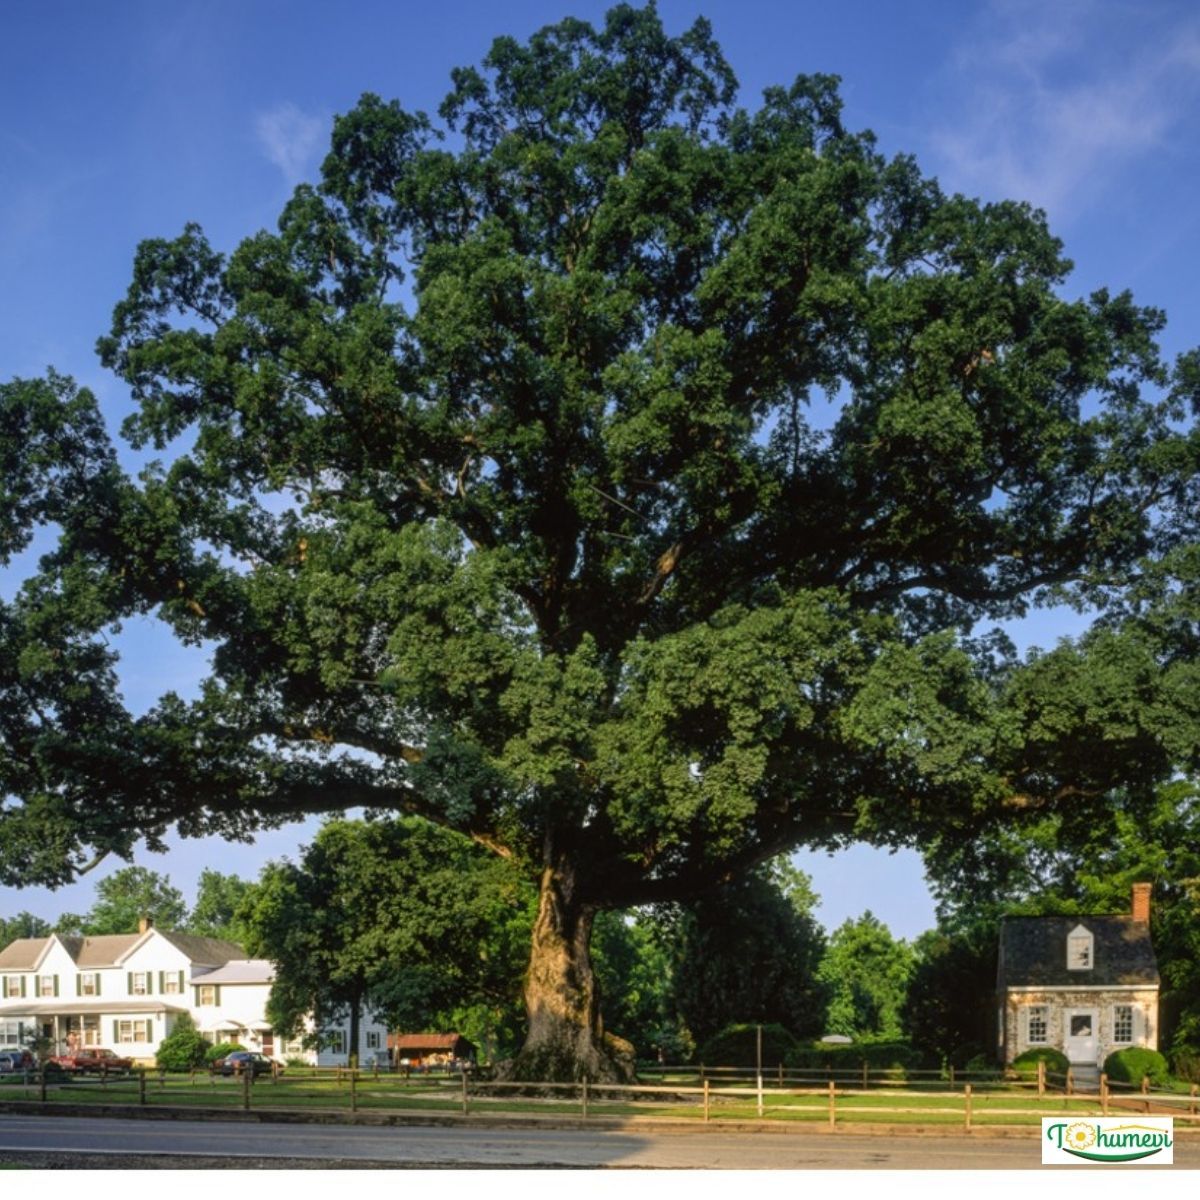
(2, 6), (1199, 1078)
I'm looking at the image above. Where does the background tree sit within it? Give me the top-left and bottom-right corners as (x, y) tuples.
(239, 818), (534, 1065)
(1, 6), (1198, 1079)
(0, 912), (51, 945)
(904, 923), (998, 1066)
(817, 912), (913, 1039)
(660, 858), (826, 1047)
(185, 870), (255, 943)
(52, 867), (187, 936)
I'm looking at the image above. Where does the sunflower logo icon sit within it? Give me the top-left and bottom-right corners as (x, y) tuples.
(1066, 1122), (1097, 1150)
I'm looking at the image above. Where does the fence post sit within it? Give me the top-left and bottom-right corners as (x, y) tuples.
(1101, 1073), (1108, 1116)
(242, 1064), (251, 1111)
(582, 1080), (588, 1119)
(1066, 1068), (1073, 1098)
(39, 1064), (47, 1103)
(964, 1083), (972, 1131)
(699, 1062), (705, 1084)
(1037, 1059), (1045, 1097)
(159, 1067), (166, 1089)
(373, 1059), (379, 1081)
(862, 1061), (868, 1091)
(827, 1079), (836, 1129)
(350, 1068), (358, 1113)
(778, 1062), (783, 1087)
(703, 1079), (710, 1123)
(949, 1064), (955, 1088)
(757, 1068), (764, 1118)
(1141, 1073), (1149, 1095)
(1191, 1083), (1197, 1118)
(461, 1068), (468, 1116)
(139, 1069), (147, 1106)
(190, 1066), (196, 1087)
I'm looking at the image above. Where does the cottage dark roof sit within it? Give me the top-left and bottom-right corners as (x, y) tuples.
(998, 915), (1159, 989)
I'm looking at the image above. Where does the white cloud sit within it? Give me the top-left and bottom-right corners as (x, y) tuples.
(930, 0), (1200, 220)
(254, 102), (325, 184)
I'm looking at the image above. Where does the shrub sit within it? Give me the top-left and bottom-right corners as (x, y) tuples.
(156, 1013), (209, 1071)
(1169, 1046), (1200, 1084)
(1103, 1048), (1170, 1088)
(787, 1039), (923, 1076)
(1011, 1048), (1069, 1078)
(204, 1041), (245, 1065)
(962, 1053), (1002, 1081)
(697, 1023), (800, 1067)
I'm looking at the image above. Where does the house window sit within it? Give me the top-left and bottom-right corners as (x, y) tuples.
(366, 1031), (381, 1050)
(79, 973), (100, 996)
(117, 1020), (150, 1043)
(197, 985), (217, 1006)
(1113, 1005), (1134, 1044)
(1027, 1006), (1048, 1044)
(2, 975), (22, 999)
(1067, 924), (1093, 970)
(68, 1016), (101, 1047)
(37, 974), (56, 997)
(130, 972), (149, 996)
(326, 1030), (347, 1054)
(161, 972), (181, 994)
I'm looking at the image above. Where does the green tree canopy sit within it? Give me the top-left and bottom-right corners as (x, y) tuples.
(817, 912), (913, 1039)
(239, 817), (533, 1063)
(659, 857), (826, 1046)
(54, 867), (187, 936)
(185, 869), (255, 943)
(1, 5), (1198, 1078)
(0, 912), (51, 946)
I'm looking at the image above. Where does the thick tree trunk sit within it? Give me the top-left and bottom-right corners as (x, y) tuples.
(348, 991), (361, 1070)
(505, 856), (634, 1082)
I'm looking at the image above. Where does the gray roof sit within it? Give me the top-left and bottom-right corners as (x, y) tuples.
(147, 931), (245, 966)
(998, 915), (1159, 989)
(192, 960), (274, 985)
(0, 1000), (189, 1016)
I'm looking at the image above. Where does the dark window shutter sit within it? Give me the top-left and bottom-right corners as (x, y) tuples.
(20, 976), (26, 998)
(177, 970), (184, 992)
(146, 972), (152, 995)
(95, 974), (101, 997)
(34, 975), (39, 995)
(215, 985), (221, 1006)
(127, 972), (132, 994)
(53, 974), (59, 997)
(158, 971), (164, 993)
(1, 978), (6, 999)
(113, 1020), (119, 1044)
(76, 975), (81, 996)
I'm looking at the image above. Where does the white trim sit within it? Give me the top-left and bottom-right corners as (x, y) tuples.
(1004, 984), (1156, 993)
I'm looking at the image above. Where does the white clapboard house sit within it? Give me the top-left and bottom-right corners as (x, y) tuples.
(0, 920), (389, 1067)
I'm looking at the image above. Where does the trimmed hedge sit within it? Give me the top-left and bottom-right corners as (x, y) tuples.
(787, 1039), (923, 1074)
(1103, 1047), (1170, 1088)
(1011, 1048), (1069, 1078)
(697, 1023), (800, 1067)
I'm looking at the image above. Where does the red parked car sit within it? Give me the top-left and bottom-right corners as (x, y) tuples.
(49, 1048), (134, 1074)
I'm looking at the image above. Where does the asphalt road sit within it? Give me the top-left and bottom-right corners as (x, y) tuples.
(4, 1114), (1198, 1169)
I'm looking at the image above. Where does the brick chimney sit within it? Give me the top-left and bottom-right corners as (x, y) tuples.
(138, 915), (153, 934)
(1131, 883), (1151, 924)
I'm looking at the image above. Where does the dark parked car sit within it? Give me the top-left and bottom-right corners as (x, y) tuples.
(0, 1047), (35, 1074)
(213, 1051), (280, 1077)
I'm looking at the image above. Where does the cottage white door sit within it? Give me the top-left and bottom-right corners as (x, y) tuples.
(1064, 1009), (1099, 1064)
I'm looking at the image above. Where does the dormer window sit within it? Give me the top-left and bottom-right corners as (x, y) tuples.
(1067, 924), (1094, 971)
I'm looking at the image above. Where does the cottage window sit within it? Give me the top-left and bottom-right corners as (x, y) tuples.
(79, 973), (100, 996)
(117, 1020), (150, 1043)
(1067, 924), (1093, 971)
(2, 975), (22, 999)
(37, 974), (56, 997)
(1113, 1005), (1134, 1044)
(161, 971), (182, 994)
(1027, 1006), (1048, 1044)
(197, 985), (217, 1006)
(366, 1031), (381, 1050)
(326, 1029), (347, 1054)
(129, 972), (150, 996)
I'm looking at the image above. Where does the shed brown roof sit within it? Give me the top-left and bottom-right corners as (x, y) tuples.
(387, 1033), (468, 1052)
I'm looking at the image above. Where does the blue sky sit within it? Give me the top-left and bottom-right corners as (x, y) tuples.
(2, 0), (1198, 940)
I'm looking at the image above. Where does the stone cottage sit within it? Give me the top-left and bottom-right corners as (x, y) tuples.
(996, 883), (1159, 1068)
